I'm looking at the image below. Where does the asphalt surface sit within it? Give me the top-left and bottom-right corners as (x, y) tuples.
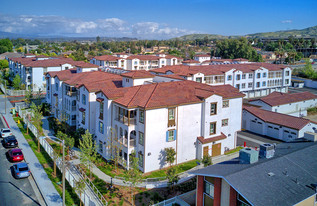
(237, 131), (283, 148)
(0, 115), (40, 206)
(288, 86), (317, 95)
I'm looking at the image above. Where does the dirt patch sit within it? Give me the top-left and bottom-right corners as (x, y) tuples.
(306, 114), (317, 122)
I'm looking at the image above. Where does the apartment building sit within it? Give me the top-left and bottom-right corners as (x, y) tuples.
(46, 62), (99, 127)
(194, 54), (211, 63)
(94, 72), (244, 172)
(249, 91), (317, 117)
(151, 63), (292, 98)
(8, 54), (79, 91)
(90, 53), (183, 71)
(192, 141), (317, 206)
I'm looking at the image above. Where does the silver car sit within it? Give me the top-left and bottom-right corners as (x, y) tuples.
(12, 162), (31, 179)
(1, 128), (12, 138)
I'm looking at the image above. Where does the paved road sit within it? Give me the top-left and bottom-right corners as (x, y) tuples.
(0, 116), (40, 206)
(237, 131), (283, 148)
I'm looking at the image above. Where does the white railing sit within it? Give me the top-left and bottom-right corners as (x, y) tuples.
(0, 83), (46, 96)
(151, 190), (195, 206)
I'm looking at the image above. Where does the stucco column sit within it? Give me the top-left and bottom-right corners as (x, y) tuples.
(196, 175), (204, 206)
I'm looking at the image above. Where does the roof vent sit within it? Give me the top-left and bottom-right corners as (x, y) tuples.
(268, 172), (275, 177)
(259, 143), (275, 159)
(239, 148), (259, 164)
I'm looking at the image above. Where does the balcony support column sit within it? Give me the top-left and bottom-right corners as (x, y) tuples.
(128, 110), (130, 126)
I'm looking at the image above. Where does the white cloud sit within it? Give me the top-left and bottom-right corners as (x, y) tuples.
(281, 20), (292, 24)
(0, 13), (196, 39)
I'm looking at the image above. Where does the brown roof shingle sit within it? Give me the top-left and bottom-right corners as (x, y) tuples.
(121, 70), (155, 79)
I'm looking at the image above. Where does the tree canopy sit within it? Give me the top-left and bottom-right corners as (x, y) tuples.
(0, 39), (13, 54)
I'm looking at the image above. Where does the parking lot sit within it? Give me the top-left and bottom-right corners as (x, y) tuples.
(237, 131), (283, 148)
(0, 117), (40, 206)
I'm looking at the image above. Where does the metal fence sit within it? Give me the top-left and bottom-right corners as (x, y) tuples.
(0, 83), (46, 96)
(15, 105), (107, 206)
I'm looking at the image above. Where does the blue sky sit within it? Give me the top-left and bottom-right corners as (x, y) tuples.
(0, 0), (316, 39)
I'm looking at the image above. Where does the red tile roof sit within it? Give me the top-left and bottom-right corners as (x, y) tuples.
(127, 55), (161, 60)
(243, 105), (314, 130)
(121, 70), (155, 79)
(250, 92), (317, 106)
(24, 58), (75, 67)
(114, 81), (244, 109)
(197, 133), (227, 144)
(47, 69), (77, 81)
(74, 61), (99, 68)
(93, 55), (120, 61)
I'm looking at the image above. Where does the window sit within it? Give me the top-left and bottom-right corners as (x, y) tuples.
(139, 132), (144, 146)
(286, 71), (290, 76)
(99, 140), (103, 153)
(222, 119), (228, 127)
(249, 73), (253, 79)
(256, 82), (260, 88)
(285, 79), (289, 85)
(257, 73), (261, 78)
(248, 82), (253, 88)
(268, 72), (274, 78)
(262, 81), (266, 86)
(138, 152), (143, 168)
(263, 73), (267, 78)
(99, 102), (104, 119)
(134, 61), (138, 65)
(99, 122), (104, 134)
(236, 74), (241, 80)
(210, 103), (217, 115)
(82, 94), (86, 105)
(168, 108), (175, 120)
(210, 122), (216, 135)
(227, 75), (232, 81)
(204, 180), (214, 198)
(242, 83), (246, 89)
(242, 74), (246, 79)
(196, 77), (202, 83)
(166, 130), (176, 142)
(43, 67), (47, 74)
(222, 100), (229, 108)
(139, 110), (144, 123)
(82, 111), (85, 124)
(55, 82), (58, 91)
(236, 84), (240, 89)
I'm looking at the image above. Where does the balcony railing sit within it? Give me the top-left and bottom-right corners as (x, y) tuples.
(72, 106), (76, 111)
(118, 138), (136, 148)
(116, 116), (137, 126)
(67, 91), (77, 97)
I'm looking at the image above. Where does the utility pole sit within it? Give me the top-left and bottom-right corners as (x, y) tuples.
(4, 81), (6, 115)
(62, 140), (65, 206)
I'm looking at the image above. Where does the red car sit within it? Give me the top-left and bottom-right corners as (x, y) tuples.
(7, 149), (24, 162)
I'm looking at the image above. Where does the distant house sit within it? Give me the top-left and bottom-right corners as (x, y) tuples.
(242, 105), (317, 142)
(248, 91), (317, 117)
(194, 54), (211, 63)
(192, 141), (317, 206)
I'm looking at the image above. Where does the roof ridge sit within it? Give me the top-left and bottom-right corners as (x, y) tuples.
(127, 85), (143, 107)
(144, 83), (159, 108)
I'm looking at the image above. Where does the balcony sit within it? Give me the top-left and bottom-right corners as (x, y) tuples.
(67, 91), (77, 97)
(116, 116), (137, 126)
(119, 137), (136, 149)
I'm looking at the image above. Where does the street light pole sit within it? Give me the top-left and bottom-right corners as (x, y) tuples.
(4, 81), (6, 115)
(62, 140), (65, 206)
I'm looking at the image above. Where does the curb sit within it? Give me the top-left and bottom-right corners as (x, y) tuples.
(2, 115), (10, 128)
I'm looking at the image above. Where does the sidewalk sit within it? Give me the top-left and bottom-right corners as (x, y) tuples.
(0, 96), (62, 206)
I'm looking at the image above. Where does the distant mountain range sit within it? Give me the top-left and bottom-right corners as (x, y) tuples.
(173, 25), (317, 40)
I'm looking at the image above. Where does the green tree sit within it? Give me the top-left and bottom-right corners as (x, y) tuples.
(166, 167), (179, 192)
(12, 74), (21, 90)
(79, 130), (97, 179)
(30, 102), (44, 151)
(65, 136), (75, 160)
(123, 151), (142, 206)
(164, 147), (176, 167)
(25, 88), (33, 105)
(0, 59), (9, 69)
(74, 179), (86, 206)
(0, 39), (13, 52)
(70, 49), (86, 61)
(202, 154), (212, 167)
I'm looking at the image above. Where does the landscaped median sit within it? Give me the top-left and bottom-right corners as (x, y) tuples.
(13, 116), (80, 206)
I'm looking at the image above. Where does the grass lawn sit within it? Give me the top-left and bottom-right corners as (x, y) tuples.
(225, 146), (243, 155)
(13, 117), (81, 206)
(144, 160), (198, 179)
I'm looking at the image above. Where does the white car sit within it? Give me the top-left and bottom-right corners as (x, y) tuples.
(0, 128), (12, 138)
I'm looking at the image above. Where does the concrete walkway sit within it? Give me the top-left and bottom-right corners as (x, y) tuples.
(0, 95), (62, 206)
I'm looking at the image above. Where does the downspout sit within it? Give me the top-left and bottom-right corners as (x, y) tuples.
(88, 92), (90, 132)
(176, 106), (179, 165)
(144, 109), (146, 172)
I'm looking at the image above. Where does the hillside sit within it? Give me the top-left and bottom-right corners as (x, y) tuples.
(247, 25), (317, 38)
(173, 25), (317, 40)
(171, 34), (230, 41)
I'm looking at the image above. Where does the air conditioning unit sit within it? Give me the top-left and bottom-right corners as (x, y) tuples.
(239, 148), (259, 164)
(259, 143), (275, 159)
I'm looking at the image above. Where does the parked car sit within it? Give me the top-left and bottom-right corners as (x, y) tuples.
(12, 162), (30, 179)
(7, 148), (24, 162)
(0, 128), (12, 138)
(3, 136), (18, 148)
